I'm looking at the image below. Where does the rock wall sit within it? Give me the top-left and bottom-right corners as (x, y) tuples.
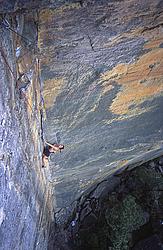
(38, 0), (163, 213)
(0, 1), (163, 249)
(68, 155), (163, 250)
(0, 12), (53, 250)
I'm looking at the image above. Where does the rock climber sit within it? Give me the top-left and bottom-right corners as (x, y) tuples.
(42, 143), (64, 168)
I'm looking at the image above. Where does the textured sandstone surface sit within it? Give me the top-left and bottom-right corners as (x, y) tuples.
(0, 0), (163, 249)
(38, 0), (163, 213)
(0, 12), (53, 250)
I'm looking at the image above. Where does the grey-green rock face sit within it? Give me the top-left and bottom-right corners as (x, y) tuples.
(39, 0), (163, 210)
(0, 12), (53, 250)
(0, 0), (163, 249)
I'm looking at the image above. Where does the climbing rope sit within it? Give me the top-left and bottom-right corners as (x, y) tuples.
(0, 46), (35, 111)
(0, 15), (42, 117)
(1, 18), (36, 48)
(0, 47), (16, 79)
(0, 29), (45, 144)
(1, 17), (39, 69)
(1, 47), (47, 158)
(0, 17), (61, 149)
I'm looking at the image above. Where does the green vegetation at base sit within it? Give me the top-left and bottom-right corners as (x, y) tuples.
(105, 195), (147, 250)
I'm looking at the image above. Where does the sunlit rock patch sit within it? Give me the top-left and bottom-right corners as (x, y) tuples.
(0, 11), (54, 249)
(43, 78), (65, 109)
(38, 0), (163, 213)
(101, 47), (163, 116)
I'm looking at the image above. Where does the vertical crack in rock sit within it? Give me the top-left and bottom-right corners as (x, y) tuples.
(87, 35), (95, 52)
(0, 10), (54, 250)
(38, 0), (163, 216)
(0, 0), (163, 249)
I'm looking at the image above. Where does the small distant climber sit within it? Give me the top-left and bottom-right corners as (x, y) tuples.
(42, 142), (64, 168)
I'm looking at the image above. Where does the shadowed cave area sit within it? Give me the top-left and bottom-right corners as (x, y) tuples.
(57, 156), (163, 250)
(0, 0), (163, 249)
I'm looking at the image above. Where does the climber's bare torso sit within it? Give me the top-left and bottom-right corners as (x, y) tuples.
(42, 143), (64, 168)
